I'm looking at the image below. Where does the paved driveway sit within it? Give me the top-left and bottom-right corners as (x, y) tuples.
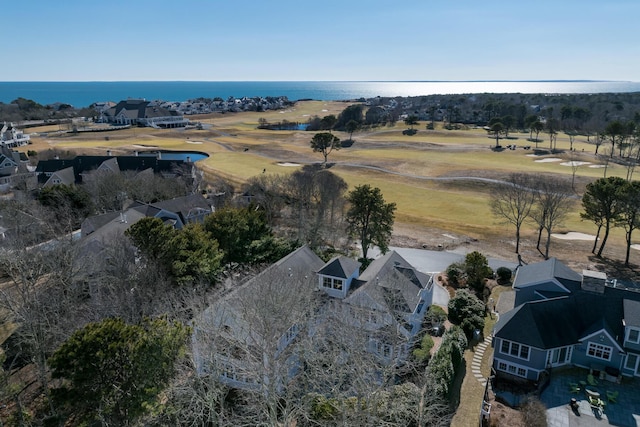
(369, 246), (518, 275)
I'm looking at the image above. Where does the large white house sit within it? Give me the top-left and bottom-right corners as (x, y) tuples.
(192, 246), (449, 391)
(0, 122), (30, 148)
(100, 99), (188, 128)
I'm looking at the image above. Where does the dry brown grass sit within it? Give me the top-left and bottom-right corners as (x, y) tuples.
(19, 102), (640, 273)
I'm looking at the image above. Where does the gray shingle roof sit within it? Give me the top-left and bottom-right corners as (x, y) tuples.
(624, 299), (640, 327)
(345, 251), (429, 314)
(495, 283), (640, 349)
(318, 256), (360, 279)
(46, 166), (75, 186)
(513, 257), (582, 289)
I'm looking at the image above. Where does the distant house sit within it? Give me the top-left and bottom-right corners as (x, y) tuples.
(0, 152), (19, 177)
(100, 99), (188, 128)
(0, 122), (30, 148)
(492, 258), (640, 383)
(43, 166), (75, 187)
(35, 153), (193, 185)
(192, 246), (449, 390)
(80, 193), (215, 250)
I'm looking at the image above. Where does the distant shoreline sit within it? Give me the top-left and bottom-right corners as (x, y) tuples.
(1, 80), (640, 108)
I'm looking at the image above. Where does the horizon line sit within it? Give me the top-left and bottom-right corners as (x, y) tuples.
(0, 79), (635, 84)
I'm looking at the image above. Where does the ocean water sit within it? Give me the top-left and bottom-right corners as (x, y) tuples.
(1, 81), (640, 108)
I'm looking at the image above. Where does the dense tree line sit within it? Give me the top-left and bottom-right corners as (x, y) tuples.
(363, 92), (640, 131)
(0, 97), (97, 122)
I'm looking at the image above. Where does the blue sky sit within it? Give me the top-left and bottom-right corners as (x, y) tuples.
(3, 0), (639, 82)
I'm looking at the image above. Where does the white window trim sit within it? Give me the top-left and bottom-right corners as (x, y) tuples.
(586, 342), (613, 361)
(626, 327), (640, 345)
(496, 358), (528, 378)
(321, 276), (344, 291)
(623, 353), (640, 374)
(500, 339), (531, 361)
(546, 345), (573, 367)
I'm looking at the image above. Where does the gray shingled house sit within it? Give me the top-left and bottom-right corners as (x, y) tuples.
(192, 246), (449, 390)
(492, 258), (640, 383)
(100, 99), (188, 128)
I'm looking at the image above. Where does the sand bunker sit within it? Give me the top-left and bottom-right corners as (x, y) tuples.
(534, 158), (562, 163)
(632, 244), (640, 251)
(186, 140), (203, 144)
(560, 161), (591, 167)
(551, 232), (596, 241)
(132, 144), (159, 148)
(277, 162), (301, 167)
(589, 165), (606, 168)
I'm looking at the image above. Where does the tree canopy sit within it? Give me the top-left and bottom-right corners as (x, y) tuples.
(346, 184), (396, 263)
(462, 251), (493, 295)
(49, 317), (190, 425)
(447, 289), (485, 338)
(310, 132), (341, 165)
(581, 176), (627, 256)
(489, 122), (504, 147)
(204, 206), (295, 265)
(126, 217), (223, 285)
(404, 115), (419, 129)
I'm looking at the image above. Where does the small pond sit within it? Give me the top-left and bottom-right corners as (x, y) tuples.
(137, 151), (209, 162)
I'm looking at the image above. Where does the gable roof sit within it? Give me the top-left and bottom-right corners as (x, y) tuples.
(0, 154), (17, 166)
(513, 257), (582, 289)
(36, 155), (188, 184)
(44, 166), (75, 186)
(80, 195), (212, 246)
(79, 205), (149, 252)
(318, 256), (361, 279)
(98, 157), (120, 173)
(198, 245), (324, 343)
(345, 251), (429, 314)
(104, 99), (179, 120)
(150, 194), (212, 223)
(624, 299), (640, 328)
(271, 245), (325, 274)
(495, 278), (640, 349)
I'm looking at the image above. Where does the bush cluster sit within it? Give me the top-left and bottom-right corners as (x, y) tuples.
(448, 289), (486, 339)
(496, 266), (513, 284)
(426, 326), (467, 397)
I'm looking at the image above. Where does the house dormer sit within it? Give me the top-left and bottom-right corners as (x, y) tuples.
(623, 299), (640, 352)
(317, 255), (361, 299)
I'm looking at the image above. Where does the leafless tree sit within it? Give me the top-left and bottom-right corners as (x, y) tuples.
(83, 168), (192, 212)
(568, 151), (581, 191)
(530, 179), (574, 259)
(490, 173), (536, 254)
(242, 174), (287, 226)
(192, 266), (319, 426)
(284, 166), (348, 248)
(0, 238), (88, 417)
(82, 169), (128, 211)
